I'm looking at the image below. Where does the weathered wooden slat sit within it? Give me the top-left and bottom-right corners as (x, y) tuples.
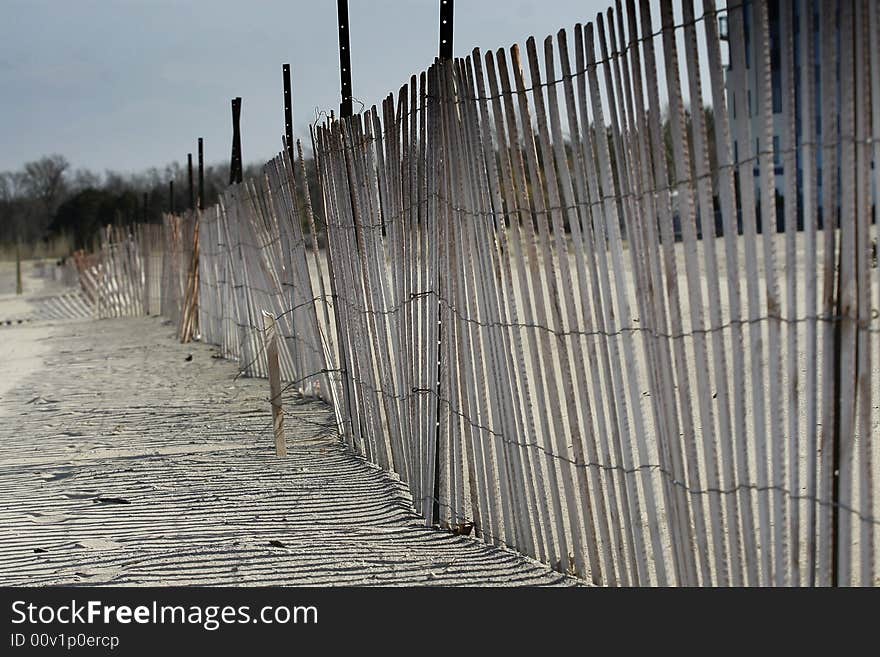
(263, 310), (286, 457)
(796, 0), (819, 589)
(817, 0), (841, 588)
(779, 0), (800, 587)
(727, 0), (773, 586)
(854, 0), (875, 588)
(675, 0), (735, 587)
(552, 28), (618, 585)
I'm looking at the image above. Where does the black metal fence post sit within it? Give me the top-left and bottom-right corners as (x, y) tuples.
(337, 0), (353, 118)
(282, 64), (295, 164)
(230, 97), (243, 184)
(439, 0), (454, 60)
(197, 138), (205, 211)
(169, 180), (175, 214)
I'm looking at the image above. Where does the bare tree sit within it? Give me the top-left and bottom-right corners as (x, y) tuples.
(0, 171), (31, 243)
(22, 154), (70, 235)
(69, 168), (102, 192)
(0, 171), (27, 205)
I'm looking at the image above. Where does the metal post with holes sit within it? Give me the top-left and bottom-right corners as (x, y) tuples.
(439, 0), (453, 60)
(197, 138), (205, 211)
(187, 153), (194, 211)
(337, 0), (353, 118)
(230, 97), (243, 185)
(283, 64), (295, 164)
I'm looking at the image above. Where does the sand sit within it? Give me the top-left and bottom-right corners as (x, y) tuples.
(0, 261), (575, 586)
(0, 260), (57, 415)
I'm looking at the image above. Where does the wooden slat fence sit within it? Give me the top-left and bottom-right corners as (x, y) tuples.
(82, 0), (879, 586)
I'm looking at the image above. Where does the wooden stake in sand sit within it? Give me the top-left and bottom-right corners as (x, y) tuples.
(262, 310), (286, 457)
(15, 240), (22, 295)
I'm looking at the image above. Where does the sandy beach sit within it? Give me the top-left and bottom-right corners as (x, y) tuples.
(0, 260), (573, 586)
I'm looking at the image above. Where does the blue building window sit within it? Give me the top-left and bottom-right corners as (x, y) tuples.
(770, 0), (782, 113)
(744, 0), (752, 69)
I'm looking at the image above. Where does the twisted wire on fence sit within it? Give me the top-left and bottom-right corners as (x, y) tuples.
(85, 0), (879, 587)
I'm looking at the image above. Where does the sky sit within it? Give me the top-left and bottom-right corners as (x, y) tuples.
(0, 0), (693, 176)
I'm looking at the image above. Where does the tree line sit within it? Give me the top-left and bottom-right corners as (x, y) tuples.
(1, 108), (724, 255)
(0, 155), (316, 252)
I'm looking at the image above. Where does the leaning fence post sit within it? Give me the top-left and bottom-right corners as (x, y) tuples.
(283, 65), (295, 163)
(229, 97), (243, 185)
(262, 310), (286, 457)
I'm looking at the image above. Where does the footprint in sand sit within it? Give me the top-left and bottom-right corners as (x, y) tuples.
(76, 538), (123, 550)
(62, 491), (97, 500)
(26, 512), (69, 525)
(38, 469), (76, 482)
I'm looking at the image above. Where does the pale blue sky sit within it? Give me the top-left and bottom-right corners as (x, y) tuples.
(0, 0), (610, 171)
(0, 0), (687, 175)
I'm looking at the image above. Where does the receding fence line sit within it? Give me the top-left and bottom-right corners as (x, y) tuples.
(78, 0), (878, 587)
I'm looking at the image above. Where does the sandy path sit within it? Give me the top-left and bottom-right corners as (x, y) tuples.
(0, 261), (60, 417)
(0, 306), (574, 586)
